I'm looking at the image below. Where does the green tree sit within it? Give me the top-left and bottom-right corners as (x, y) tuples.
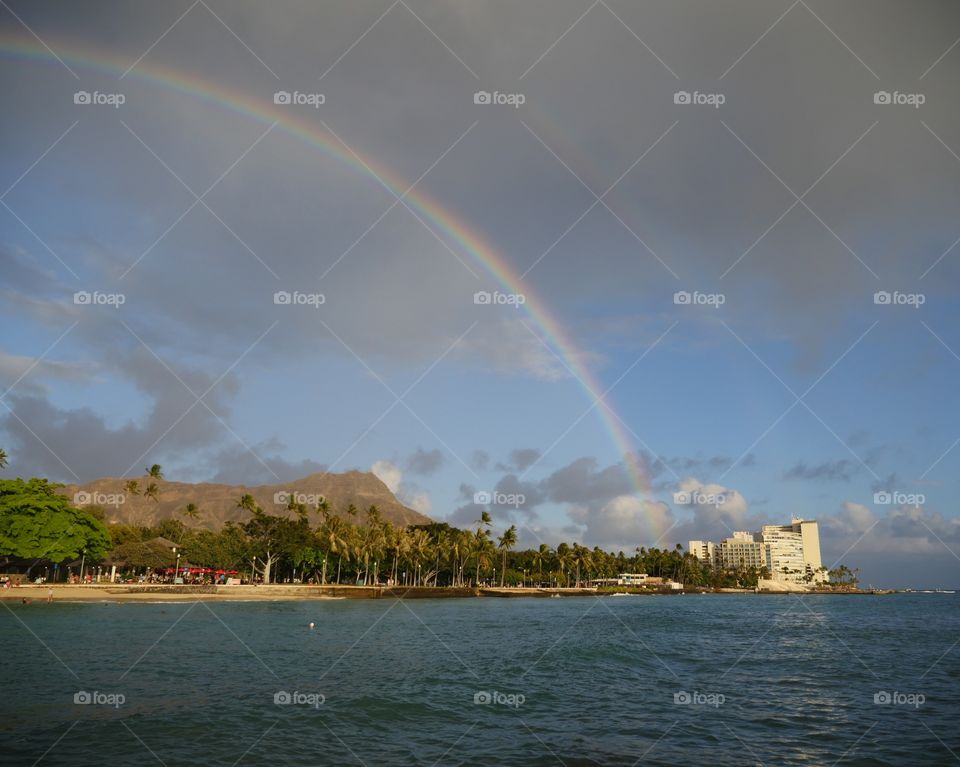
(144, 482), (160, 502)
(0, 448), (7, 468)
(472, 528), (493, 586)
(534, 543), (553, 585)
(109, 538), (175, 570)
(497, 525), (518, 586)
(320, 514), (350, 584)
(241, 510), (307, 584)
(154, 518), (185, 544)
(123, 480), (141, 497)
(145, 464), (164, 479)
(237, 494), (258, 515)
(555, 543), (574, 586)
(0, 478), (111, 567)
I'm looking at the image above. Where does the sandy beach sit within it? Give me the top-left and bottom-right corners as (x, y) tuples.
(1, 583), (604, 603)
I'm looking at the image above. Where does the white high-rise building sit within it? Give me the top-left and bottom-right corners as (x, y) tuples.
(715, 532), (768, 572)
(687, 518), (825, 584)
(687, 540), (715, 562)
(761, 518), (824, 583)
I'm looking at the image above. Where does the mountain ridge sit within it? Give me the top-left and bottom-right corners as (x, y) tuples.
(56, 470), (432, 530)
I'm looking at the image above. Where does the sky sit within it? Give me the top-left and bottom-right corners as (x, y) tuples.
(1, 0), (959, 588)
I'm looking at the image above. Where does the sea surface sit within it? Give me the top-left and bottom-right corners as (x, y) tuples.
(1, 593), (958, 766)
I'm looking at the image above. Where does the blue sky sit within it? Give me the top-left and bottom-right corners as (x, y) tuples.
(2, 0), (960, 587)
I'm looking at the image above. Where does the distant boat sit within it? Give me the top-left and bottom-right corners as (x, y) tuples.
(936, 588), (956, 594)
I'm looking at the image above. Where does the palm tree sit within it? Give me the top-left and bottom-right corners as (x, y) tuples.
(497, 525), (518, 586)
(447, 530), (465, 587)
(144, 482), (161, 502)
(362, 506), (386, 584)
(555, 542), (572, 586)
(475, 509), (492, 532)
(571, 544), (592, 587)
(472, 529), (493, 586)
(409, 529), (431, 586)
(0, 447), (7, 468)
(180, 503), (200, 521)
(316, 497), (330, 519)
(237, 493), (259, 515)
(145, 464), (164, 479)
(389, 525), (407, 585)
(472, 510), (493, 585)
(286, 494), (308, 522)
(534, 544), (553, 586)
(321, 515), (349, 584)
(124, 480), (141, 496)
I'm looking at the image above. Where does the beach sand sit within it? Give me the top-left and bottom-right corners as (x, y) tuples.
(0, 584), (598, 603)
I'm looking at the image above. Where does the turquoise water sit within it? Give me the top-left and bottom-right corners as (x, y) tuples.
(1, 594), (958, 765)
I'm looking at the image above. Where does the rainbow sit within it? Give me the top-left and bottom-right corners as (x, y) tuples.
(1, 32), (659, 517)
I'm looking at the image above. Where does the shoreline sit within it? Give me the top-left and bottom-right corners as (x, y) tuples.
(0, 584), (899, 603)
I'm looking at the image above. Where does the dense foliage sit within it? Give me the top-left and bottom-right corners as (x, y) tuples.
(87, 502), (826, 588)
(0, 478), (112, 563)
(0, 455), (856, 588)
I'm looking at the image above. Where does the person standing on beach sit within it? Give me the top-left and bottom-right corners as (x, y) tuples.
(47, 588), (54, 603)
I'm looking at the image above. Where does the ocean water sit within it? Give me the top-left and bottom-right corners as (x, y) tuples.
(1, 594), (958, 766)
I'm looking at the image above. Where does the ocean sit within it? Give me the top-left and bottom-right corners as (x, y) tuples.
(1, 594), (957, 765)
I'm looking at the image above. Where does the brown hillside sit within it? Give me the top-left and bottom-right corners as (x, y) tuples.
(56, 471), (432, 530)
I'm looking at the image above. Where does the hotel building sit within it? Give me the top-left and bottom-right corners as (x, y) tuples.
(688, 518), (825, 584)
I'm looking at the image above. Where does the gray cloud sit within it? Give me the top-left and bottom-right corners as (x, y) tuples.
(198, 440), (328, 486)
(470, 450), (489, 471)
(541, 456), (633, 505)
(495, 447), (541, 472)
(405, 447), (444, 476)
(783, 459), (859, 482)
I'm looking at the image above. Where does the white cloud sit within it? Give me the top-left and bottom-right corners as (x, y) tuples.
(372, 460), (432, 515)
(568, 494), (674, 550)
(403, 491), (433, 515)
(371, 460), (402, 493)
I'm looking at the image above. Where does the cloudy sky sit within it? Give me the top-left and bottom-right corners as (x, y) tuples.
(2, 0), (959, 587)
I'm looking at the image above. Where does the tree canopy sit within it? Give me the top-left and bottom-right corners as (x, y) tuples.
(0, 478), (111, 563)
